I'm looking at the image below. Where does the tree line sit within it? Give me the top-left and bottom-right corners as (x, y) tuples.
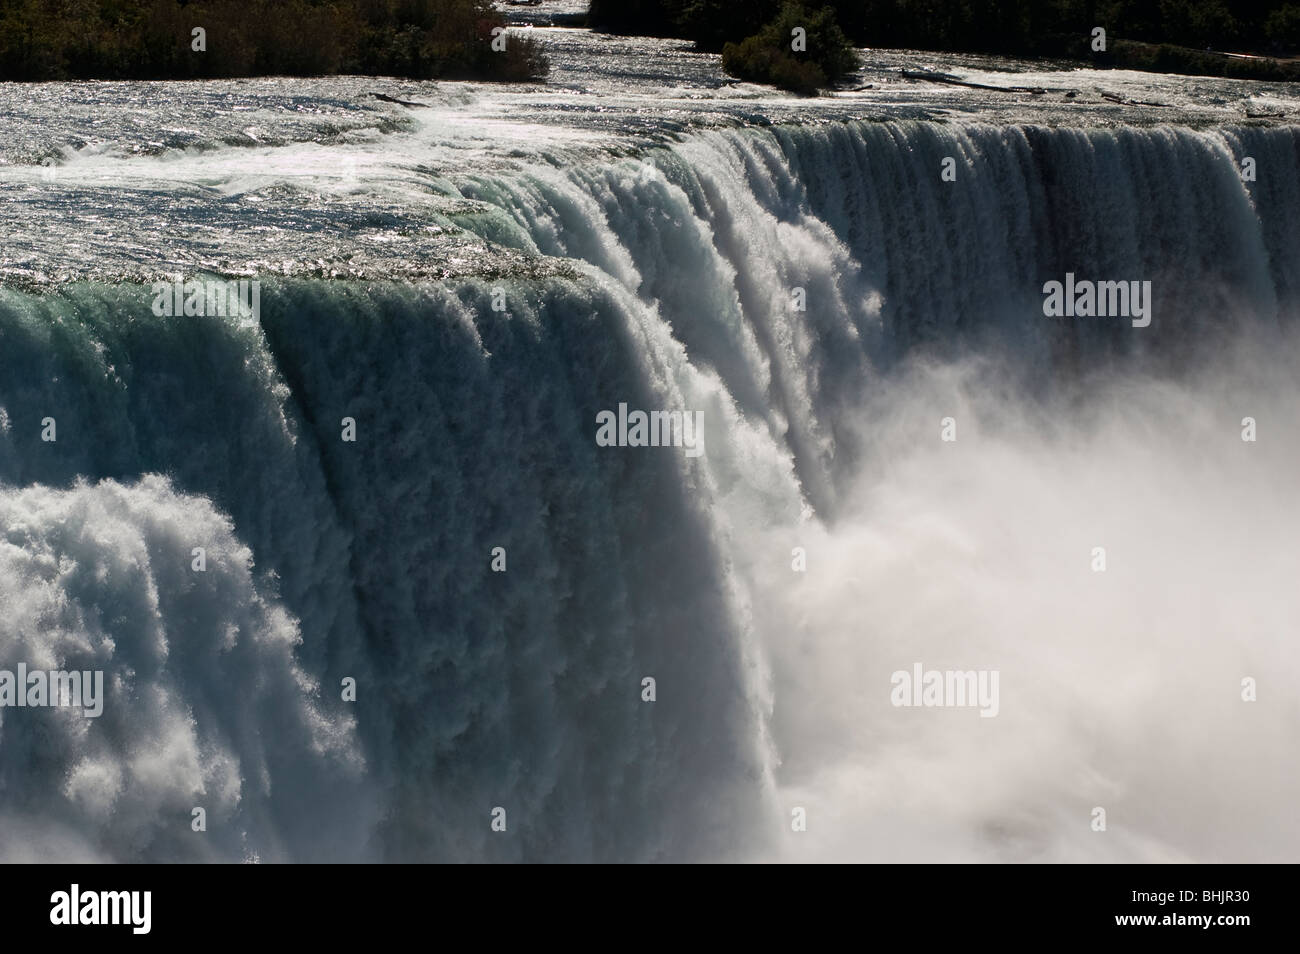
(0, 0), (549, 81)
(591, 0), (1300, 54)
(590, 0), (1300, 92)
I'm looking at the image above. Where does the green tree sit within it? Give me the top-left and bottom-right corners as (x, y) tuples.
(721, 2), (858, 93)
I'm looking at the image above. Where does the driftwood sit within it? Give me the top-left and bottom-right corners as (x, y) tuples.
(370, 92), (428, 108)
(1099, 91), (1174, 108)
(900, 69), (1047, 95)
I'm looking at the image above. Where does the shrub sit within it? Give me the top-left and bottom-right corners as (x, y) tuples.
(721, 3), (857, 94)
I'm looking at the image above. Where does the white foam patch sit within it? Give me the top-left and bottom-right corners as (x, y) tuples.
(0, 475), (370, 862)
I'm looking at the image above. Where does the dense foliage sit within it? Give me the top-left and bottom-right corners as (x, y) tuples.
(720, 3), (857, 94)
(0, 0), (549, 80)
(590, 0), (1300, 56)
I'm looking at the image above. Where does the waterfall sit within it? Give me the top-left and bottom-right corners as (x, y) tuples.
(2, 119), (1296, 861)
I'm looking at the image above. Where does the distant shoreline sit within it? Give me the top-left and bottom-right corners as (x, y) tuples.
(1056, 37), (1300, 84)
